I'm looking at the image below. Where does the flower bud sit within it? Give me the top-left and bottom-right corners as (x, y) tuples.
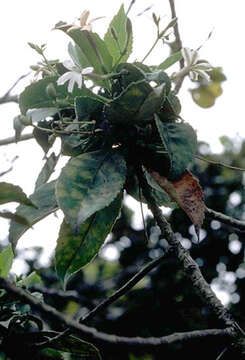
(46, 83), (57, 100)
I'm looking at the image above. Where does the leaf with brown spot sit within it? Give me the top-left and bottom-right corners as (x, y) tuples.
(150, 169), (205, 240)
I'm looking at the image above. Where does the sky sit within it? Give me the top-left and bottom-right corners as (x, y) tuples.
(0, 0), (244, 300)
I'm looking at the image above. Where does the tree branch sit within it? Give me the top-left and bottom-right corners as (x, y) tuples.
(80, 250), (170, 323)
(0, 277), (234, 351)
(0, 133), (34, 146)
(206, 207), (245, 232)
(136, 167), (235, 328)
(0, 73), (29, 105)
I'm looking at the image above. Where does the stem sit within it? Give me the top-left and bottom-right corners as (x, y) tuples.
(168, 0), (185, 93)
(206, 207), (245, 232)
(80, 250), (170, 323)
(0, 133), (34, 146)
(141, 36), (160, 63)
(195, 155), (245, 172)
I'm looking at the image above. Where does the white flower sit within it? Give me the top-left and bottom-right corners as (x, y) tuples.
(181, 47), (213, 81)
(57, 60), (93, 93)
(67, 10), (104, 33)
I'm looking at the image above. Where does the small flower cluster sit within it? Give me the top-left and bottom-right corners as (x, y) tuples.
(181, 47), (213, 81)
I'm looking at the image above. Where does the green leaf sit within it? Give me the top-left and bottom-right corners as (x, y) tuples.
(17, 271), (41, 287)
(155, 115), (197, 180)
(75, 96), (103, 122)
(104, 5), (133, 66)
(145, 70), (171, 92)
(19, 76), (96, 115)
(57, 26), (112, 89)
(33, 126), (51, 154)
(68, 41), (90, 69)
(56, 194), (122, 287)
(125, 167), (173, 207)
(9, 181), (58, 250)
(35, 152), (60, 190)
(105, 80), (152, 124)
(0, 182), (35, 207)
(135, 83), (167, 123)
(0, 247), (14, 278)
(0, 211), (30, 226)
(56, 150), (126, 232)
(158, 51), (182, 70)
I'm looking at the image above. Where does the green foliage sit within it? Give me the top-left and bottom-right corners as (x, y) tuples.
(9, 181), (58, 250)
(104, 5), (133, 66)
(56, 150), (126, 232)
(0, 182), (35, 207)
(56, 194), (122, 287)
(0, 248), (14, 278)
(158, 51), (183, 70)
(9, 3), (222, 289)
(155, 115), (197, 179)
(35, 152), (59, 190)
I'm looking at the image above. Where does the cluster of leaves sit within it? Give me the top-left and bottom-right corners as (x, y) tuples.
(5, 5), (212, 288)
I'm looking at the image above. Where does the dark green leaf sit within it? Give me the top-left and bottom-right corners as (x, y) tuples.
(135, 83), (167, 123)
(56, 194), (122, 287)
(33, 125), (51, 154)
(104, 5), (133, 66)
(155, 115), (197, 180)
(39, 348), (64, 360)
(125, 166), (173, 207)
(56, 150), (126, 232)
(0, 247), (14, 278)
(105, 80), (152, 124)
(35, 152), (60, 190)
(75, 97), (103, 122)
(158, 92), (181, 122)
(0, 182), (35, 207)
(0, 211), (30, 226)
(158, 51), (182, 70)
(9, 181), (58, 250)
(145, 70), (171, 92)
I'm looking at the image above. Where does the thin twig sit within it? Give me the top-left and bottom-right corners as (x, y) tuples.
(0, 133), (34, 146)
(206, 207), (245, 232)
(80, 250), (169, 323)
(195, 155), (245, 172)
(168, 0), (185, 93)
(0, 73), (29, 105)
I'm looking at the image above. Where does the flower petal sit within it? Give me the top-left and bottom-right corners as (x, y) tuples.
(80, 10), (90, 27)
(195, 69), (210, 81)
(73, 72), (83, 88)
(63, 60), (75, 71)
(57, 72), (72, 85)
(67, 78), (75, 93)
(81, 67), (94, 75)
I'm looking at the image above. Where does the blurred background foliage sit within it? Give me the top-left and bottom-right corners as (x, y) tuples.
(0, 136), (245, 359)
